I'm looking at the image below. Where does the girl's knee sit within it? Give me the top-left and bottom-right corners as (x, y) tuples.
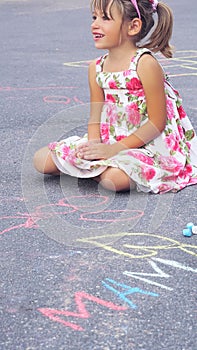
(33, 147), (59, 174)
(99, 168), (133, 192)
(33, 147), (47, 173)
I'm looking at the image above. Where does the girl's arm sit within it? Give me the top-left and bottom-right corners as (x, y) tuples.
(118, 53), (167, 150)
(88, 60), (105, 141)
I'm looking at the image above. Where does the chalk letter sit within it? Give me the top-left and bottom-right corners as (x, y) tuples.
(152, 257), (197, 273)
(102, 278), (158, 309)
(123, 260), (173, 291)
(38, 291), (127, 331)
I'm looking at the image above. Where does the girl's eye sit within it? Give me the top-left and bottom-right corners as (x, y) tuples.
(102, 15), (111, 20)
(92, 13), (111, 21)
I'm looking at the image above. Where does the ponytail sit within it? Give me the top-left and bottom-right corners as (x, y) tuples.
(145, 2), (174, 58)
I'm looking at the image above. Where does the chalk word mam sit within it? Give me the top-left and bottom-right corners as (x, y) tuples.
(38, 257), (197, 332)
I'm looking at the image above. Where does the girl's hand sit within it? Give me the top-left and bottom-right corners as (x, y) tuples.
(76, 141), (125, 160)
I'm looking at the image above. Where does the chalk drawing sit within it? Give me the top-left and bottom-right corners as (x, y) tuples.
(0, 85), (85, 108)
(0, 199), (76, 236)
(123, 260), (172, 291)
(73, 96), (86, 104)
(58, 194), (109, 209)
(63, 61), (91, 68)
(0, 195), (142, 236)
(0, 196), (26, 203)
(63, 50), (197, 77)
(0, 86), (76, 92)
(102, 278), (158, 309)
(1, 198), (196, 262)
(43, 96), (71, 105)
(37, 255), (197, 331)
(123, 257), (197, 294)
(152, 257), (197, 273)
(43, 96), (85, 105)
(77, 232), (197, 259)
(79, 209), (143, 222)
(38, 291), (127, 332)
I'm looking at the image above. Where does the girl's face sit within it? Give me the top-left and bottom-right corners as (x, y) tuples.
(91, 2), (128, 50)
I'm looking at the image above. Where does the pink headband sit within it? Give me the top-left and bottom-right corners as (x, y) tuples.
(130, 0), (158, 19)
(130, 0), (141, 19)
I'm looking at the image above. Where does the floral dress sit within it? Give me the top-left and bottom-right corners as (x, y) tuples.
(49, 48), (197, 193)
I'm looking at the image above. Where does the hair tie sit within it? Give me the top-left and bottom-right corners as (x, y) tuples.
(149, 0), (158, 11)
(130, 1), (158, 20)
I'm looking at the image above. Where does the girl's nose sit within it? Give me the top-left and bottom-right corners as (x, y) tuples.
(91, 17), (100, 29)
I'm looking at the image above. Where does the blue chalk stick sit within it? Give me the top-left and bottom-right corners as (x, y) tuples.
(183, 228), (192, 237)
(186, 222), (194, 230)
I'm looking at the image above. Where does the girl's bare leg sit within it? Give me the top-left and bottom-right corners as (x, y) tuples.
(33, 146), (60, 175)
(94, 167), (135, 192)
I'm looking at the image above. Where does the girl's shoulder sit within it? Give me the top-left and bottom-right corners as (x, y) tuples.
(131, 48), (154, 67)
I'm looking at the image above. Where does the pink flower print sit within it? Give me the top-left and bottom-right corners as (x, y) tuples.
(106, 94), (116, 104)
(141, 166), (156, 181)
(61, 145), (77, 165)
(123, 70), (131, 77)
(178, 164), (193, 179)
(101, 123), (110, 143)
(109, 80), (118, 89)
(48, 142), (57, 151)
(127, 151), (154, 165)
(96, 57), (102, 65)
(61, 145), (71, 160)
(162, 174), (177, 182)
(68, 152), (77, 165)
(158, 155), (183, 174)
(177, 124), (184, 138)
(158, 183), (173, 193)
(177, 105), (187, 119)
(165, 133), (180, 152)
(166, 98), (174, 120)
(116, 135), (126, 141)
(137, 152), (154, 165)
(126, 103), (141, 126)
(172, 87), (180, 97)
(185, 163), (192, 174)
(186, 141), (191, 150)
(106, 104), (119, 124)
(126, 77), (142, 91)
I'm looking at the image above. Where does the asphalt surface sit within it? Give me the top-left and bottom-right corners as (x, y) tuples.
(0, 0), (197, 349)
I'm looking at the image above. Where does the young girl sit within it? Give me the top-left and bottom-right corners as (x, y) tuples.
(34, 0), (197, 193)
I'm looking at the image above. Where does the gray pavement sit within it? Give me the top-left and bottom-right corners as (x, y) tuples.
(0, 0), (197, 349)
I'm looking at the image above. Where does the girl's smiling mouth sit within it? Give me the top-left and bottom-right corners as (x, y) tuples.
(93, 32), (105, 40)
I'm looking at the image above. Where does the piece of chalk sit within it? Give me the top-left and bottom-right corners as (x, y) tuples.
(183, 228), (192, 237)
(192, 225), (197, 234)
(186, 222), (194, 230)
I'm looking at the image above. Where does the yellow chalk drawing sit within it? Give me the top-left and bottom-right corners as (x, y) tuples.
(63, 61), (91, 68)
(63, 50), (197, 77)
(77, 232), (197, 259)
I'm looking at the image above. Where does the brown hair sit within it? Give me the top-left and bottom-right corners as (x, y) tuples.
(91, 0), (174, 58)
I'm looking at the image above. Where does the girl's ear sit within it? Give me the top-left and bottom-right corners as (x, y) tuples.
(128, 18), (142, 36)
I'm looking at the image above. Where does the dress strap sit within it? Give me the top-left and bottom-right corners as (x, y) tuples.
(129, 48), (152, 70)
(95, 54), (108, 73)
